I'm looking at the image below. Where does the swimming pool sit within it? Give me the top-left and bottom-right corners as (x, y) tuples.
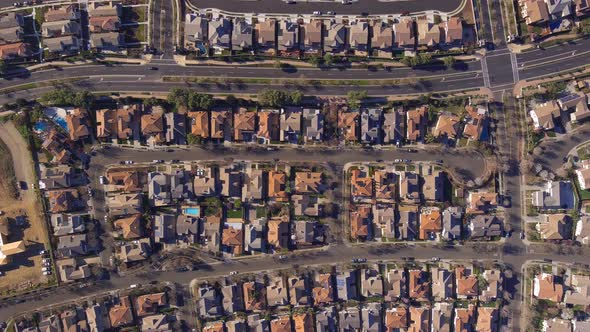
(43, 107), (70, 133)
(183, 207), (200, 216)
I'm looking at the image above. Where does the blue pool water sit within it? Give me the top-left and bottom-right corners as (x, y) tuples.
(184, 207), (200, 216)
(34, 121), (49, 132)
(53, 117), (68, 131)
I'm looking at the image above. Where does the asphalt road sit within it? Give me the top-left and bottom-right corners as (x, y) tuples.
(532, 122), (590, 170)
(152, 0), (175, 57)
(188, 0), (464, 15)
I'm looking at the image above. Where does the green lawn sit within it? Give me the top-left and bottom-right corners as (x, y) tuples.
(255, 206), (267, 219)
(227, 209), (243, 219)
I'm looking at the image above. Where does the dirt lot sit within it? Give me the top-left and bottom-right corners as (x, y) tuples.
(0, 123), (51, 295)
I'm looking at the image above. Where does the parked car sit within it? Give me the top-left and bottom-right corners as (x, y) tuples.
(124, 160), (134, 165)
(39, 250), (47, 255)
(42, 267), (50, 272)
(312, 11), (321, 15)
(230, 271), (239, 275)
(98, 176), (107, 184)
(43, 271), (51, 275)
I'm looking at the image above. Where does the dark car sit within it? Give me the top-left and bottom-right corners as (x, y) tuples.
(148, 66), (158, 70)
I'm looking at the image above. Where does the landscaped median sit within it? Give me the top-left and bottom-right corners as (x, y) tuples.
(0, 77), (89, 95)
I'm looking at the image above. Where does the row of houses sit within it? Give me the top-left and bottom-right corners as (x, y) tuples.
(519, 0), (590, 39)
(198, 263), (503, 331)
(0, 12), (32, 60)
(185, 14), (473, 57)
(529, 91), (590, 131)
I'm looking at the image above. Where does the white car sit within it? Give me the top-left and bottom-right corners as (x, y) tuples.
(43, 271), (51, 276)
(230, 271), (239, 275)
(98, 176), (107, 185)
(313, 11), (321, 15)
(124, 160), (134, 165)
(42, 267), (50, 272)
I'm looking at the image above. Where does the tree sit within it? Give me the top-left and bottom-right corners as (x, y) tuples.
(346, 90), (368, 109)
(443, 56), (456, 68)
(187, 133), (202, 145)
(225, 94), (238, 107)
(308, 55), (321, 67)
(0, 60), (7, 77)
(188, 92), (213, 111)
(323, 53), (334, 66)
(258, 89), (288, 108)
(167, 88), (190, 108)
(289, 90), (303, 105)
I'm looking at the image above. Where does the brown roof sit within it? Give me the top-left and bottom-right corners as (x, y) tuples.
(114, 214), (142, 239)
(295, 172), (322, 193)
(188, 111), (209, 138)
(203, 322), (224, 332)
(393, 18), (415, 47)
(211, 110), (231, 139)
(375, 170), (396, 200)
(109, 296), (134, 328)
(534, 273), (564, 302)
(408, 306), (429, 332)
(350, 205), (371, 240)
(255, 19), (276, 46)
(66, 108), (90, 141)
(89, 15), (119, 32)
(419, 208), (442, 240)
(521, 0), (549, 24)
(454, 304), (476, 332)
(234, 109), (256, 141)
(372, 21), (393, 51)
(408, 270), (429, 300)
(116, 105), (140, 140)
(222, 226), (244, 255)
(476, 307), (497, 332)
(135, 293), (167, 317)
(268, 170), (288, 202)
(467, 192), (498, 213)
(302, 20), (322, 46)
(271, 316), (292, 332)
(293, 312), (313, 332)
(463, 105), (485, 140)
(456, 267), (479, 297)
(385, 307), (408, 329)
(268, 217), (290, 249)
(445, 17), (463, 44)
(351, 169), (373, 198)
(96, 109), (117, 138)
(338, 111), (359, 141)
(312, 273), (334, 304)
(243, 281), (266, 311)
(433, 113), (460, 139)
(417, 18), (443, 46)
(107, 170), (142, 192)
(141, 113), (164, 140)
(45, 5), (77, 22)
(257, 110), (280, 141)
(406, 106), (427, 141)
(0, 42), (30, 59)
(48, 189), (78, 213)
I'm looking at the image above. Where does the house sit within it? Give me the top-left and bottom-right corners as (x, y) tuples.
(270, 316), (292, 332)
(280, 107), (302, 143)
(313, 273), (335, 305)
(106, 170), (143, 193)
(244, 218), (266, 253)
(293, 312), (314, 332)
(350, 204), (372, 241)
(350, 168), (373, 200)
(266, 276), (288, 307)
(165, 112), (187, 145)
(384, 268), (405, 301)
(419, 207), (442, 240)
(408, 270), (430, 300)
(349, 21), (369, 56)
(385, 307), (408, 331)
(176, 214), (199, 244)
(193, 166), (216, 196)
(533, 273), (564, 302)
(431, 302), (453, 332)
(89, 32), (123, 52)
(208, 17), (231, 54)
(454, 304), (476, 332)
(520, 0), (550, 24)
(247, 314), (270, 332)
(141, 315), (170, 332)
(433, 113), (460, 141)
(268, 217), (290, 250)
(339, 307), (361, 332)
(456, 267), (479, 299)
(243, 281), (267, 311)
(203, 321), (224, 332)
(324, 21), (347, 54)
(135, 293), (167, 317)
(467, 191), (499, 214)
(88, 2), (121, 17)
(463, 105), (488, 141)
(219, 164), (242, 198)
(255, 19), (276, 54)
(277, 20), (299, 54)
(530, 100), (560, 130)
(45, 6), (79, 21)
(66, 108), (91, 141)
(408, 306), (430, 332)
(406, 106), (427, 142)
(536, 214), (572, 240)
(398, 205), (419, 240)
(302, 20), (322, 54)
(469, 215), (503, 239)
(423, 170), (445, 202)
(399, 172), (421, 204)
(546, 0), (574, 20)
(202, 213), (222, 252)
(41, 20), (80, 38)
(575, 215), (590, 244)
(373, 204), (396, 239)
(167, 170), (192, 203)
(294, 220), (322, 246)
(375, 169), (397, 201)
(86, 304), (108, 332)
(184, 14), (207, 52)
(292, 194), (321, 217)
(371, 21), (393, 57)
(0, 42), (31, 60)
(210, 109), (232, 141)
(576, 0), (590, 16)
(118, 238), (152, 263)
(148, 172), (171, 206)
(476, 307), (498, 332)
(108, 296), (134, 328)
(40, 164), (75, 190)
(188, 111), (209, 139)
(0, 12), (23, 29)
(416, 17), (443, 48)
(232, 18), (253, 52)
(295, 171), (322, 193)
(442, 207), (462, 240)
(288, 275), (310, 306)
(243, 167), (265, 202)
(141, 112), (165, 145)
(383, 109), (405, 144)
(569, 93), (590, 123)
(336, 269), (358, 301)
(532, 181), (576, 210)
(576, 160), (590, 190)
(339, 110), (360, 142)
(198, 285), (222, 318)
(96, 108), (117, 140)
(543, 318), (572, 332)
(48, 189), (82, 213)
(431, 267), (455, 301)
(114, 214), (142, 239)
(154, 213), (176, 246)
(481, 269), (503, 302)
(222, 283), (244, 314)
(360, 267), (384, 298)
(444, 17), (464, 46)
(115, 105), (141, 141)
(233, 108), (256, 142)
(361, 108), (382, 144)
(361, 303), (382, 332)
(107, 193), (143, 217)
(303, 108), (324, 143)
(0, 25), (23, 44)
(222, 224), (244, 255)
(88, 15), (120, 33)
(56, 258), (90, 283)
(316, 307), (337, 332)
(392, 18), (416, 50)
(257, 110), (280, 143)
(564, 274), (590, 306)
